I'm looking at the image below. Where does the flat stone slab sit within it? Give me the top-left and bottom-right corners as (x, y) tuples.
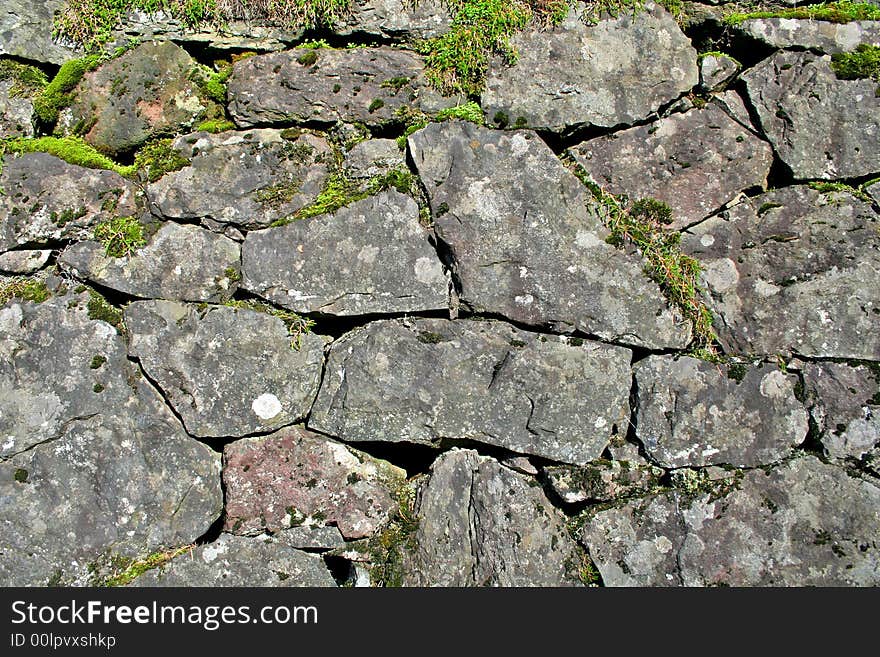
(408, 121), (691, 349)
(634, 356), (808, 468)
(338, 0), (453, 40)
(398, 450), (583, 586)
(681, 185), (880, 359)
(223, 425), (406, 540)
(309, 318), (632, 465)
(0, 292), (222, 586)
(571, 104), (773, 228)
(129, 534), (336, 587)
(242, 190), (448, 315)
(743, 50), (880, 180)
(0, 153), (141, 254)
(734, 18), (880, 54)
(59, 222), (241, 302)
(228, 47), (450, 128)
(0, 249), (51, 274)
(148, 129), (333, 230)
(580, 456), (880, 586)
(343, 138), (405, 179)
(481, 4), (698, 133)
(0, 0), (79, 65)
(125, 301), (326, 438)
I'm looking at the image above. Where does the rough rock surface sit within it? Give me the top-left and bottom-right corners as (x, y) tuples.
(0, 0), (78, 65)
(743, 50), (880, 179)
(481, 4), (698, 133)
(409, 121), (690, 348)
(64, 42), (211, 154)
(242, 190), (448, 315)
(228, 47), (450, 128)
(125, 301), (326, 438)
(129, 534), (336, 587)
(59, 222), (241, 302)
(399, 450), (582, 586)
(545, 458), (664, 504)
(0, 79), (35, 138)
(634, 356), (807, 467)
(343, 138), (405, 179)
(802, 361), (880, 461)
(223, 425), (405, 540)
(0, 293), (222, 585)
(699, 52), (740, 91)
(734, 18), (880, 54)
(0, 249), (51, 274)
(581, 456), (880, 586)
(681, 186), (880, 359)
(570, 104), (773, 228)
(339, 0), (453, 40)
(310, 319), (632, 465)
(867, 180), (880, 205)
(0, 153), (141, 253)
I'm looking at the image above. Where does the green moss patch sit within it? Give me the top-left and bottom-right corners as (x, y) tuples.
(0, 59), (49, 97)
(3, 135), (135, 176)
(32, 54), (101, 124)
(132, 138), (190, 183)
(90, 545), (194, 587)
(195, 118), (236, 133)
(723, 1), (880, 26)
(94, 215), (146, 258)
(86, 289), (124, 332)
(0, 277), (51, 305)
(831, 44), (880, 92)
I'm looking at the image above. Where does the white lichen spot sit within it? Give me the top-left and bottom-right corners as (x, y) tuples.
(357, 245), (379, 264)
(514, 294), (534, 306)
(575, 229), (603, 250)
(510, 133), (530, 158)
(700, 234), (716, 247)
(594, 416), (607, 429)
(251, 393), (282, 420)
(654, 536), (673, 554)
(754, 279), (780, 297)
(759, 370), (789, 400)
(201, 541), (229, 563)
(414, 256), (444, 284)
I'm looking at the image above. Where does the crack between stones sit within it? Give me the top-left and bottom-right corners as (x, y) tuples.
(0, 413), (99, 461)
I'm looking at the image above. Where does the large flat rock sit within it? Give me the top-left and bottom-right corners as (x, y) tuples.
(570, 104), (774, 228)
(743, 50), (880, 180)
(408, 121), (691, 349)
(0, 292), (222, 586)
(481, 4), (698, 133)
(734, 18), (880, 54)
(125, 301), (326, 438)
(242, 190), (448, 315)
(680, 185), (880, 359)
(309, 319), (632, 465)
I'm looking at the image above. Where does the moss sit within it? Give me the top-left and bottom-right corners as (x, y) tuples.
(132, 138), (190, 183)
(417, 330), (446, 344)
(368, 482), (419, 587)
(89, 354), (107, 369)
(195, 118), (236, 133)
(727, 362), (749, 383)
(435, 101), (484, 124)
(224, 267), (241, 282)
(254, 180), (301, 208)
(31, 54), (102, 123)
(13, 468), (29, 483)
(4, 136), (135, 176)
(0, 59), (49, 97)
(723, 1), (880, 26)
(0, 278), (51, 305)
(382, 77), (411, 93)
(368, 98), (385, 113)
(757, 201), (783, 216)
(202, 64), (233, 103)
(831, 44), (880, 93)
(297, 50), (319, 67)
(94, 545), (194, 587)
(93, 383), (105, 393)
(493, 111), (510, 127)
(94, 215), (146, 258)
(86, 289), (124, 333)
(809, 181), (873, 203)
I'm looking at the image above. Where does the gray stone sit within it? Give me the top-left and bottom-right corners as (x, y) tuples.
(408, 121), (691, 348)
(581, 456), (880, 586)
(0, 0), (79, 65)
(338, 0), (453, 40)
(59, 222), (241, 303)
(0, 292), (222, 586)
(712, 89), (756, 129)
(0, 153), (141, 254)
(343, 138), (405, 179)
(125, 301), (326, 438)
(545, 459), (664, 504)
(735, 18), (880, 54)
(867, 179), (880, 205)
(129, 534), (336, 587)
(481, 4), (698, 133)
(0, 79), (35, 138)
(0, 249), (51, 274)
(147, 129), (332, 230)
(742, 51), (880, 179)
(802, 362), (880, 461)
(399, 450), (582, 586)
(680, 185), (880, 360)
(228, 47), (450, 128)
(242, 190), (448, 316)
(699, 52), (740, 91)
(570, 104), (773, 228)
(62, 41), (211, 155)
(223, 425), (406, 540)
(275, 525), (346, 550)
(634, 356), (807, 467)
(309, 318), (632, 465)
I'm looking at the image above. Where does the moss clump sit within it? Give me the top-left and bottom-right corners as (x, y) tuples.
(723, 1), (880, 25)
(0, 59), (49, 97)
(435, 101), (485, 124)
(13, 468), (29, 483)
(831, 44), (880, 87)
(297, 50), (319, 67)
(0, 278), (51, 305)
(132, 138), (190, 182)
(195, 118), (236, 133)
(89, 354), (107, 369)
(32, 54), (102, 124)
(809, 180), (873, 203)
(368, 483), (419, 587)
(3, 136), (135, 176)
(94, 215), (146, 258)
(93, 545), (194, 587)
(368, 98), (385, 113)
(86, 289), (124, 332)
(201, 63), (233, 103)
(394, 102), (485, 148)
(382, 76), (411, 92)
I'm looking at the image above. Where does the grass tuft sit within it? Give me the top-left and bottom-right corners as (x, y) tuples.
(0, 277), (51, 305)
(722, 1), (880, 26)
(132, 138), (190, 182)
(94, 215), (146, 257)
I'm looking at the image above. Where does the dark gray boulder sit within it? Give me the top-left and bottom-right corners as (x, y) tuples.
(309, 318), (632, 465)
(125, 301), (326, 438)
(241, 190), (448, 316)
(408, 121), (691, 348)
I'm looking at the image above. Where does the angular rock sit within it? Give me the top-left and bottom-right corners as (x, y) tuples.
(343, 138), (405, 179)
(867, 179), (880, 205)
(147, 129), (332, 230)
(399, 450), (582, 586)
(570, 104), (773, 228)
(743, 50), (880, 179)
(64, 41), (210, 155)
(242, 190), (448, 315)
(0, 153), (141, 253)
(481, 4), (698, 133)
(125, 301), (326, 438)
(338, 0), (453, 40)
(409, 121), (690, 348)
(309, 319), (632, 465)
(59, 222), (241, 303)
(129, 534), (336, 587)
(544, 459), (664, 504)
(581, 456), (880, 586)
(712, 90), (756, 128)
(0, 0), (79, 65)
(802, 361), (880, 461)
(0, 292), (222, 585)
(681, 185), (880, 359)
(734, 18), (880, 54)
(0, 79), (35, 138)
(223, 425), (406, 540)
(275, 525), (346, 550)
(228, 47), (450, 128)
(634, 356), (807, 467)
(0, 249), (51, 274)
(699, 52), (740, 91)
